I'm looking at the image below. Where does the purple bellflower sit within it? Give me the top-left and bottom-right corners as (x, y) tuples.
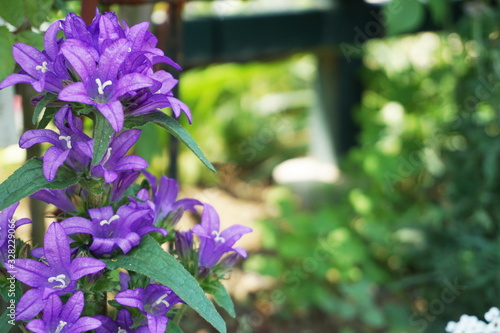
(0, 202), (31, 263)
(58, 38), (154, 132)
(95, 308), (149, 333)
(192, 203), (252, 269)
(115, 284), (183, 333)
(60, 204), (166, 257)
(25, 291), (102, 333)
(19, 106), (92, 181)
(130, 171), (200, 226)
(0, 20), (69, 93)
(31, 188), (76, 213)
(90, 129), (148, 183)
(8, 222), (106, 320)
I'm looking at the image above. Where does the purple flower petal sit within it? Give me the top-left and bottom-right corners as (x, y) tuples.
(60, 291), (85, 324)
(94, 315), (118, 333)
(43, 20), (62, 60)
(19, 129), (61, 149)
(31, 189), (76, 212)
(10, 259), (53, 287)
(42, 146), (70, 181)
(45, 291), (63, 323)
(68, 317), (103, 333)
(44, 222), (71, 269)
(115, 288), (145, 311)
(146, 313), (169, 333)
(111, 73), (153, 100)
(12, 43), (47, 78)
(70, 257), (106, 280)
(25, 319), (45, 333)
(0, 73), (36, 89)
(61, 41), (97, 83)
(97, 100), (124, 132)
(60, 217), (95, 235)
(114, 155), (148, 171)
(220, 224), (253, 246)
(16, 288), (45, 320)
(96, 38), (129, 80)
(59, 82), (94, 104)
(107, 129), (141, 164)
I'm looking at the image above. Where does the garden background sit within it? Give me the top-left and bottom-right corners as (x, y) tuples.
(0, 0), (499, 332)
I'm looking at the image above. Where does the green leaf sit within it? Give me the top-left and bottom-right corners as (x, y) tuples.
(429, 0), (448, 25)
(0, 158), (79, 211)
(0, 27), (15, 83)
(25, 0), (53, 28)
(383, 0), (425, 36)
(32, 93), (57, 124)
(0, 309), (15, 332)
(207, 281), (236, 318)
(92, 112), (114, 166)
(0, 1), (25, 27)
(166, 321), (184, 333)
(103, 236), (226, 333)
(124, 112), (215, 173)
(37, 107), (58, 129)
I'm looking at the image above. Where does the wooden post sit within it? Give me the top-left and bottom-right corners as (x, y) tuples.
(81, 0), (99, 24)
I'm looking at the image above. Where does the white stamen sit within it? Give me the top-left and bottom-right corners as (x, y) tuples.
(118, 328), (127, 333)
(100, 214), (120, 226)
(152, 293), (171, 308)
(95, 78), (112, 95)
(58, 136), (72, 149)
(48, 274), (68, 289)
(102, 147), (112, 164)
(211, 230), (226, 243)
(54, 320), (67, 333)
(128, 47), (132, 52)
(35, 61), (48, 73)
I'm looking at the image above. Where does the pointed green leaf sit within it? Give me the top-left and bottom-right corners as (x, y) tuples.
(166, 321), (184, 333)
(0, 27), (15, 83)
(92, 112), (114, 166)
(124, 112), (215, 173)
(207, 281), (236, 318)
(103, 236), (226, 333)
(0, 158), (79, 211)
(32, 93), (57, 124)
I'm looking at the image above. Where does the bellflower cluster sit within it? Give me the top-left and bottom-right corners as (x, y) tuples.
(0, 10), (251, 333)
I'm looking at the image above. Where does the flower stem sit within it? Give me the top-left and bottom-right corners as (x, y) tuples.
(173, 304), (187, 325)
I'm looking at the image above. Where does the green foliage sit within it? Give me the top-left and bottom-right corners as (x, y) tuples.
(176, 56), (311, 184)
(0, 27), (15, 83)
(92, 112), (115, 166)
(246, 5), (500, 332)
(206, 281), (236, 318)
(0, 158), (79, 211)
(125, 112), (216, 173)
(103, 236), (226, 333)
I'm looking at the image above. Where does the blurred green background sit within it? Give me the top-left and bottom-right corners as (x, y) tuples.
(2, 1), (500, 332)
